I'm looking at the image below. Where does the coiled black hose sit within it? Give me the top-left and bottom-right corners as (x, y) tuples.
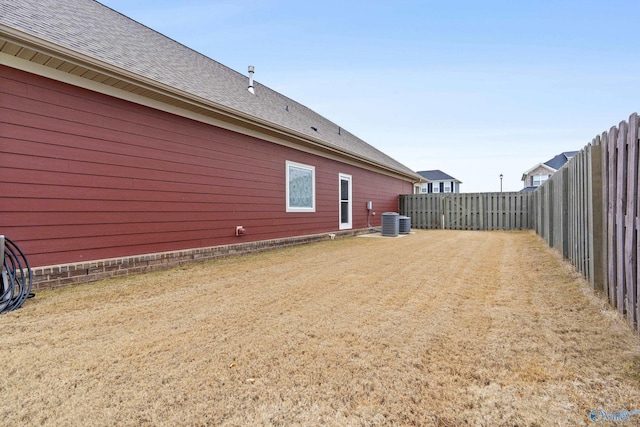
(1, 236), (33, 314)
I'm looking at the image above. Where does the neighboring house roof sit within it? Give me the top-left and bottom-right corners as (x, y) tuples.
(521, 151), (578, 181)
(416, 170), (462, 183)
(544, 151), (579, 170)
(0, 0), (420, 181)
(521, 162), (556, 178)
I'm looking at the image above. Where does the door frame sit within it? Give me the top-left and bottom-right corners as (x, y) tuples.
(339, 173), (352, 230)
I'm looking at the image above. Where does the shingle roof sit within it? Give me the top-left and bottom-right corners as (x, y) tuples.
(0, 0), (419, 179)
(416, 170), (461, 182)
(520, 186), (538, 192)
(521, 150), (579, 179)
(544, 151), (579, 170)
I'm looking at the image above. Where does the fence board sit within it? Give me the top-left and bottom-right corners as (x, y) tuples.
(616, 121), (628, 315)
(561, 167), (569, 258)
(636, 115), (640, 334)
(590, 138), (606, 293)
(588, 142), (596, 280)
(581, 147), (589, 277)
(607, 127), (618, 307)
(625, 113), (638, 328)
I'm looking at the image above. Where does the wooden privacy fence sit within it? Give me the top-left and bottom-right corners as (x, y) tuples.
(531, 142), (605, 291)
(400, 112), (639, 335)
(399, 192), (534, 231)
(535, 112), (639, 334)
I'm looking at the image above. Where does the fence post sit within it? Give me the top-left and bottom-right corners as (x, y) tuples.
(547, 183), (552, 243)
(479, 194), (485, 230)
(538, 185), (547, 240)
(615, 121), (628, 315)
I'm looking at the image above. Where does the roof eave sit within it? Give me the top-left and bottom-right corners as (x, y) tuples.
(522, 162), (556, 177)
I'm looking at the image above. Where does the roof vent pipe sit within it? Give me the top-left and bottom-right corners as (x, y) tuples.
(247, 65), (255, 94)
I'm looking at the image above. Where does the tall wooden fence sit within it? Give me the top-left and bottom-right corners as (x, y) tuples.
(399, 192), (534, 231)
(531, 142), (605, 291)
(535, 112), (638, 333)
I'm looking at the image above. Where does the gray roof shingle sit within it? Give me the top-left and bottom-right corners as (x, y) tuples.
(0, 0), (419, 179)
(544, 151), (579, 170)
(416, 170), (460, 182)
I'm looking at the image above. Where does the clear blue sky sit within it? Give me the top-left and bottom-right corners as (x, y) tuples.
(99, 0), (638, 192)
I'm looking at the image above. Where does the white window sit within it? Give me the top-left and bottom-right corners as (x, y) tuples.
(532, 174), (549, 186)
(443, 182), (452, 193)
(420, 183), (428, 193)
(286, 161), (315, 212)
(432, 182), (440, 193)
(339, 173), (352, 229)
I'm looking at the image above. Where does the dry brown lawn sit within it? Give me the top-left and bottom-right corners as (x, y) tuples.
(2, 230), (640, 426)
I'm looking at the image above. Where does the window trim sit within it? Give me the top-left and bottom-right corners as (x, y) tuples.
(286, 161), (316, 213)
(532, 174), (549, 187)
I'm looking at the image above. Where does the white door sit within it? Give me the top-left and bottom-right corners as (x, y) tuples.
(339, 174), (352, 229)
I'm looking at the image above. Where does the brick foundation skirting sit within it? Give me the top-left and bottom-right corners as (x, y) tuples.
(29, 229), (371, 291)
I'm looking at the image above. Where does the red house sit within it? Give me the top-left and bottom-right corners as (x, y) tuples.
(0, 0), (421, 288)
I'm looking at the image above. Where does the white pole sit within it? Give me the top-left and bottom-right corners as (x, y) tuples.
(248, 65), (255, 94)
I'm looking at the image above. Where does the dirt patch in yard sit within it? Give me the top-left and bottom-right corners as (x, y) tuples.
(1, 230), (639, 426)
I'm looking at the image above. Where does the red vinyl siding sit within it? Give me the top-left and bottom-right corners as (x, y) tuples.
(0, 66), (412, 266)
